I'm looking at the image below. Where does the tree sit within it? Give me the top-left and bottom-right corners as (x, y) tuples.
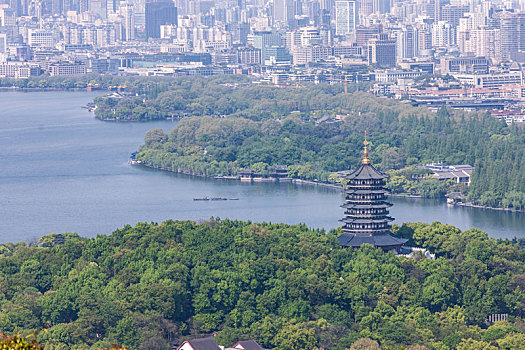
(496, 333), (525, 350)
(274, 322), (317, 350)
(144, 129), (168, 146)
(348, 338), (381, 350)
(456, 338), (496, 350)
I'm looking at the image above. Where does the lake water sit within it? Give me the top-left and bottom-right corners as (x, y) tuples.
(1, 90), (524, 243)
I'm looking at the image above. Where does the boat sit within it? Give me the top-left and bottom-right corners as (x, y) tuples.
(229, 198), (239, 200)
(211, 197), (227, 201)
(193, 197), (210, 201)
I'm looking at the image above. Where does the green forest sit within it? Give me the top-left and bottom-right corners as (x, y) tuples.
(0, 221), (524, 349)
(91, 76), (368, 121)
(130, 78), (525, 210)
(0, 74), (184, 93)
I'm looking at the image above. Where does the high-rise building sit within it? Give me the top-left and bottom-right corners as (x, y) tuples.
(227, 22), (250, 45)
(518, 13), (525, 54)
(428, 0), (442, 22)
(359, 0), (373, 18)
(145, 0), (177, 39)
(359, 0), (391, 18)
(0, 33), (7, 53)
(395, 25), (418, 59)
(431, 20), (455, 48)
(335, 0), (358, 36)
(467, 28), (500, 61)
(440, 5), (468, 27)
(29, 0), (42, 18)
(368, 33), (396, 67)
(497, 11), (518, 60)
(89, 0), (107, 19)
(355, 25), (382, 46)
(273, 0), (294, 28)
(375, 0), (390, 14)
(119, 3), (135, 41)
(251, 30), (284, 62)
(0, 6), (16, 26)
(299, 26), (321, 46)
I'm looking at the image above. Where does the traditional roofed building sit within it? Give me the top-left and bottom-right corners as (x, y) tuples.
(338, 136), (407, 252)
(177, 337), (221, 350)
(231, 339), (265, 350)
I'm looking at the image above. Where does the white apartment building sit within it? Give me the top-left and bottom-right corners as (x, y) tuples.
(335, 0), (358, 36)
(0, 6), (15, 26)
(466, 28), (500, 61)
(432, 21), (455, 48)
(28, 29), (57, 48)
(119, 3), (134, 41)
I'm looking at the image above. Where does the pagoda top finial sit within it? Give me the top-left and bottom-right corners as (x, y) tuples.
(362, 131), (370, 165)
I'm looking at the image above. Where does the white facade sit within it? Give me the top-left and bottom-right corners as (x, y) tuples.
(454, 72), (523, 88)
(28, 29), (57, 48)
(119, 3), (135, 41)
(432, 21), (455, 48)
(466, 28), (500, 61)
(335, 0), (358, 36)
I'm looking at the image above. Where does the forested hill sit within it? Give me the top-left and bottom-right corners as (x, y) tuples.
(137, 88), (525, 210)
(1, 220), (525, 349)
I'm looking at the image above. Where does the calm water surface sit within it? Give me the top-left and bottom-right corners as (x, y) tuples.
(1, 91), (524, 242)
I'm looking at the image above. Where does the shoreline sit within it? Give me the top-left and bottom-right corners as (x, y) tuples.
(0, 87), (87, 92)
(133, 162), (344, 189)
(453, 201), (525, 213)
(96, 116), (179, 122)
(133, 162), (524, 214)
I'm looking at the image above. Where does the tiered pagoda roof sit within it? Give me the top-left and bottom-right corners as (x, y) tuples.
(338, 136), (407, 251)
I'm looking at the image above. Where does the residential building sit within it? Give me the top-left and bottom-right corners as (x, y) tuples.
(335, 0), (358, 36)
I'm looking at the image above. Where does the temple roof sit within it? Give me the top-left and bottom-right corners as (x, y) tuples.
(340, 217), (393, 224)
(346, 163), (387, 180)
(341, 203), (392, 209)
(344, 188), (389, 194)
(338, 233), (408, 248)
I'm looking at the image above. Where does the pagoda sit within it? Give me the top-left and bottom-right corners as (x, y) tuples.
(338, 136), (407, 252)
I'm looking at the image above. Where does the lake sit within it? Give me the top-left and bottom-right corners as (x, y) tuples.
(1, 90), (524, 243)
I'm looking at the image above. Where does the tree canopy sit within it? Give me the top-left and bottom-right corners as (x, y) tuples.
(0, 220), (524, 349)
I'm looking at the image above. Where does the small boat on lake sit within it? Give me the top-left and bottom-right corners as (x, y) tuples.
(193, 197), (210, 201)
(211, 197), (228, 201)
(229, 198), (239, 200)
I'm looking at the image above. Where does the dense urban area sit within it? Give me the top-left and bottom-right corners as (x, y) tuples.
(1, 0), (525, 124)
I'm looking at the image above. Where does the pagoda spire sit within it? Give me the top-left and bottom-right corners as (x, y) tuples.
(362, 131), (370, 165)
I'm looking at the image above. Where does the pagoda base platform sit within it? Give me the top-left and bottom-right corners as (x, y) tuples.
(338, 232), (408, 252)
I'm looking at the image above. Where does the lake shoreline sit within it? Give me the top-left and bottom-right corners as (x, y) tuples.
(0, 87), (86, 92)
(134, 162), (525, 214)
